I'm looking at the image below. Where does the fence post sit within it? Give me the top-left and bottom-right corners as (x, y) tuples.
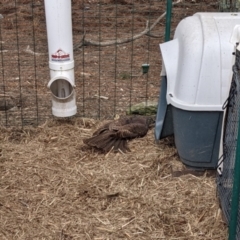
(165, 0), (172, 42)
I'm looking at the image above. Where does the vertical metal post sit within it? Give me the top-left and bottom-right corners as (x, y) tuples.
(155, 0), (173, 140)
(165, 0), (173, 42)
(229, 125), (240, 240)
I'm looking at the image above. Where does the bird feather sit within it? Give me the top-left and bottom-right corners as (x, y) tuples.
(83, 115), (155, 153)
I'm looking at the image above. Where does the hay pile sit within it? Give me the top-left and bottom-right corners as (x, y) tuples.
(0, 118), (227, 239)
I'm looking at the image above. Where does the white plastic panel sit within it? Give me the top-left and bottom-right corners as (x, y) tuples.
(160, 12), (240, 111)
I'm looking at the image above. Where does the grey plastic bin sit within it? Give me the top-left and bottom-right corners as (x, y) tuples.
(155, 13), (239, 169)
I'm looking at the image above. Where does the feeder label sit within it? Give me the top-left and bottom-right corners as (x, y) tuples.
(51, 49), (70, 61)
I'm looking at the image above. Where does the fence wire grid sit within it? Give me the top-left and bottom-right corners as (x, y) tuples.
(217, 47), (240, 239)
(219, 0), (240, 11)
(0, 0), (218, 127)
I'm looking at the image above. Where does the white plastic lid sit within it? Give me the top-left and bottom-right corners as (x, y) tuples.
(160, 12), (240, 111)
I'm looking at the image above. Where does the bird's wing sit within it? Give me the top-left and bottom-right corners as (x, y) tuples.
(83, 131), (130, 152)
(116, 123), (149, 138)
(92, 120), (113, 136)
(84, 115), (152, 153)
(108, 117), (130, 131)
(108, 115), (147, 130)
(92, 117), (131, 135)
(93, 116), (150, 134)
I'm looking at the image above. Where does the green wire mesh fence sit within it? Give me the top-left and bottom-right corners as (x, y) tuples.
(217, 46), (240, 240)
(0, 0), (219, 127)
(219, 0), (240, 11)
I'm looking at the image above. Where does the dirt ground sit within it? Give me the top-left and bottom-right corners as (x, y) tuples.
(0, 0), (228, 239)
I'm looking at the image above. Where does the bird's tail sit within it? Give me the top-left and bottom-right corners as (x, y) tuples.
(83, 131), (130, 152)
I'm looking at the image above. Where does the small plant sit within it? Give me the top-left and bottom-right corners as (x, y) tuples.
(119, 72), (132, 80)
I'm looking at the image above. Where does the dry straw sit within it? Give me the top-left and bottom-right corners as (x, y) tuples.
(0, 118), (227, 239)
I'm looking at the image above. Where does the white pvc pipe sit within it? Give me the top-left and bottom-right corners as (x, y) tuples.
(44, 0), (77, 117)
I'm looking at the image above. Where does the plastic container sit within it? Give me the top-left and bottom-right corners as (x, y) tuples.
(155, 12), (240, 169)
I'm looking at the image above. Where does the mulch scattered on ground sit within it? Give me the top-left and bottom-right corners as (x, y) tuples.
(0, 118), (227, 239)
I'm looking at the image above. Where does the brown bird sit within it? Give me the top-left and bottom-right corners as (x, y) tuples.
(83, 115), (155, 153)
(0, 99), (14, 111)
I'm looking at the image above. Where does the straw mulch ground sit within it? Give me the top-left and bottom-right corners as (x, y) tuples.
(0, 118), (227, 239)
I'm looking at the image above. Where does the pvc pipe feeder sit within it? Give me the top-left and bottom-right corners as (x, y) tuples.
(44, 0), (77, 117)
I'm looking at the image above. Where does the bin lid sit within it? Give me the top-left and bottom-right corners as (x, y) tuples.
(160, 12), (240, 111)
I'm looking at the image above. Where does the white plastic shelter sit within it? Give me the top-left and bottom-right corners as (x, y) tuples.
(160, 12), (240, 111)
(155, 12), (240, 169)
